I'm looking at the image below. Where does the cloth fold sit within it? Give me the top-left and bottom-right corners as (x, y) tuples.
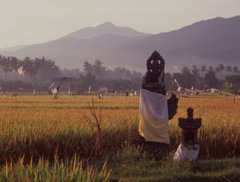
(138, 89), (169, 144)
(173, 143), (200, 162)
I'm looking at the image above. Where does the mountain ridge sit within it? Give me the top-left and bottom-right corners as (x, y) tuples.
(1, 16), (240, 72)
(65, 22), (150, 40)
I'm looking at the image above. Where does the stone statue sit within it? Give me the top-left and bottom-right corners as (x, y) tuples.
(142, 50), (179, 120)
(137, 50), (178, 160)
(173, 108), (202, 162)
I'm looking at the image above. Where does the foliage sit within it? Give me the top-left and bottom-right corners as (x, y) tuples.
(79, 72), (97, 90)
(1, 53), (240, 91)
(204, 68), (219, 89)
(225, 75), (240, 92)
(221, 81), (236, 93)
(173, 67), (196, 89)
(74, 60), (143, 91)
(173, 64), (240, 90)
(0, 55), (61, 82)
(0, 80), (50, 92)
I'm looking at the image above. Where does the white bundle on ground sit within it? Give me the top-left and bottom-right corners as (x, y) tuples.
(138, 89), (169, 144)
(173, 143), (200, 162)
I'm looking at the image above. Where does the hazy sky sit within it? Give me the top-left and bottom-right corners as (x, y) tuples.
(0, 0), (239, 48)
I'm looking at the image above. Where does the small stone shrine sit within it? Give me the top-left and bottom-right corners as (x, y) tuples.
(173, 107), (202, 162)
(179, 107), (202, 146)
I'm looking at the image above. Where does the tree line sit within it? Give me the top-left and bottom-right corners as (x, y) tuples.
(0, 55), (239, 93)
(0, 55), (143, 92)
(0, 55), (60, 81)
(172, 64), (240, 93)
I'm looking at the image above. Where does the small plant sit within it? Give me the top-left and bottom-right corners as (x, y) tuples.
(81, 97), (104, 156)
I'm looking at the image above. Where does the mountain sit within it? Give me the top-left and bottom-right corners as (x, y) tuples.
(65, 22), (150, 39)
(137, 16), (240, 70)
(1, 16), (240, 72)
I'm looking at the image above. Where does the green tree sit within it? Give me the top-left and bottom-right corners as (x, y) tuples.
(192, 65), (205, 89)
(233, 66), (239, 75)
(204, 68), (219, 88)
(173, 66), (195, 89)
(217, 64), (225, 72)
(83, 61), (93, 74)
(22, 57), (37, 80)
(1, 56), (13, 80)
(113, 67), (124, 79)
(192, 65), (199, 76)
(34, 57), (60, 81)
(0, 55), (20, 80)
(226, 65), (232, 73)
(79, 72), (96, 90)
(93, 59), (106, 78)
(200, 65), (207, 73)
(225, 75), (240, 89)
(222, 81), (236, 93)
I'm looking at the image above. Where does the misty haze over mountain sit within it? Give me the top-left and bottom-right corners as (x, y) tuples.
(1, 16), (240, 72)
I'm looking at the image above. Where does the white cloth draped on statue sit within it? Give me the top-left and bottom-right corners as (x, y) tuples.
(138, 89), (170, 144)
(173, 143), (200, 162)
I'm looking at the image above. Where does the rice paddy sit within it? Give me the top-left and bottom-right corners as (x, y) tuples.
(0, 94), (240, 181)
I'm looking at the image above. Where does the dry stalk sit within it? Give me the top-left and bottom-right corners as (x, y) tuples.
(80, 97), (103, 157)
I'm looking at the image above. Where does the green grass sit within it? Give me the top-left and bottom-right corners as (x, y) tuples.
(0, 157), (111, 182)
(102, 147), (240, 182)
(1, 146), (240, 182)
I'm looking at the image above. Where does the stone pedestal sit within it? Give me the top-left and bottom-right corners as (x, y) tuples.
(178, 107), (202, 146)
(173, 107), (202, 162)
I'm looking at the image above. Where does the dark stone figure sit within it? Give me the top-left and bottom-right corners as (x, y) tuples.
(178, 107), (202, 146)
(137, 50), (179, 160)
(173, 108), (202, 162)
(142, 50), (166, 95)
(142, 51), (179, 119)
(141, 51), (178, 120)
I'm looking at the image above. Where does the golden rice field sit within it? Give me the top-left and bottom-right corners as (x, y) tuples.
(0, 95), (240, 181)
(0, 94), (240, 164)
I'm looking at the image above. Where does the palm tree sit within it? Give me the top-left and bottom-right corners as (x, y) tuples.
(9, 57), (20, 80)
(93, 59), (106, 78)
(192, 65), (199, 75)
(233, 66), (239, 75)
(226, 65), (232, 73)
(216, 64), (225, 81)
(83, 61), (93, 74)
(218, 64), (225, 72)
(205, 68), (219, 89)
(2, 56), (13, 81)
(201, 65), (207, 72)
(208, 66), (213, 72)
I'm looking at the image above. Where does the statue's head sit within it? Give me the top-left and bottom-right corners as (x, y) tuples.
(146, 50), (165, 82)
(142, 50), (166, 94)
